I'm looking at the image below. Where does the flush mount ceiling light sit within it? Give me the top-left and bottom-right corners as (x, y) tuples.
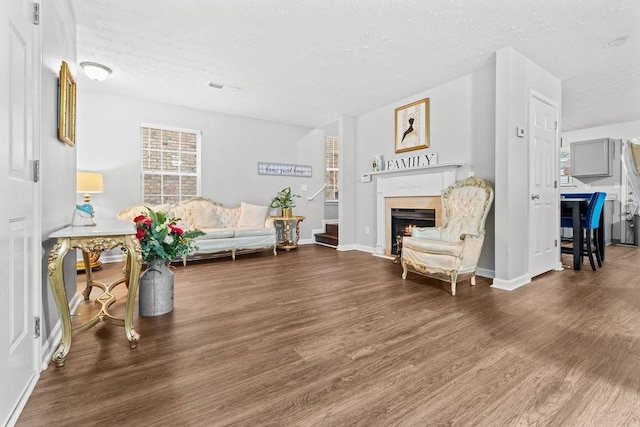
(607, 36), (629, 48)
(207, 81), (240, 92)
(80, 62), (112, 81)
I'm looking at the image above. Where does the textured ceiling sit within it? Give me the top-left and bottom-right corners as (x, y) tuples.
(72, 0), (639, 131)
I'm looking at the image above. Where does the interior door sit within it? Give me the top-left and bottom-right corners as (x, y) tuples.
(0, 0), (38, 424)
(529, 93), (559, 277)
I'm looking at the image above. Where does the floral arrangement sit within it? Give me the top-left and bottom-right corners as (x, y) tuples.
(133, 209), (205, 262)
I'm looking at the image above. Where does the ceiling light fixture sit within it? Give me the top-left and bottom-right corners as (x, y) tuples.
(207, 81), (240, 92)
(80, 62), (112, 81)
(607, 36), (629, 48)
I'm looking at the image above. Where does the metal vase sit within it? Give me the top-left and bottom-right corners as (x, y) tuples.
(139, 259), (174, 316)
(282, 207), (293, 218)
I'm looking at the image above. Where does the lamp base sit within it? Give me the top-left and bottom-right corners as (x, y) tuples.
(72, 205), (96, 226)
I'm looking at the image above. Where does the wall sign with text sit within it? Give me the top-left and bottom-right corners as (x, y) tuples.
(258, 162), (312, 177)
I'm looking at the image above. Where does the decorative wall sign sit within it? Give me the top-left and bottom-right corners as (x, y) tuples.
(395, 98), (429, 154)
(258, 162), (312, 177)
(386, 153), (438, 171)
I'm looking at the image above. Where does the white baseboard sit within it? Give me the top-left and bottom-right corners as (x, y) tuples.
(313, 241), (337, 249)
(100, 253), (125, 264)
(338, 244), (375, 253)
(372, 253), (394, 260)
(475, 268), (495, 279)
(491, 274), (532, 291)
(41, 292), (82, 370)
(6, 372), (39, 427)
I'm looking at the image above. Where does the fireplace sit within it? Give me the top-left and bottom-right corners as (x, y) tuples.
(374, 164), (461, 256)
(390, 208), (436, 255)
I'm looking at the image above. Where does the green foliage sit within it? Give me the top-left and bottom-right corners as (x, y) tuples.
(269, 186), (301, 209)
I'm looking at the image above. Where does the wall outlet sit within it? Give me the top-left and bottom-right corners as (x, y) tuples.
(365, 226), (370, 234)
(301, 184), (308, 191)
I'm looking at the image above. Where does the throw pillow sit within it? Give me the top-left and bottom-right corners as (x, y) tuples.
(236, 202), (268, 228)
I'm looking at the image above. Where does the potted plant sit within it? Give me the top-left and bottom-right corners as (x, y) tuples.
(270, 186), (300, 217)
(133, 209), (205, 316)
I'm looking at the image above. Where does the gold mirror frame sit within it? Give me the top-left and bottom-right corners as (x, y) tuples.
(58, 61), (76, 147)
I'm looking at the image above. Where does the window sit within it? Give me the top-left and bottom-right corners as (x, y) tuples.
(141, 124), (201, 204)
(325, 135), (339, 201)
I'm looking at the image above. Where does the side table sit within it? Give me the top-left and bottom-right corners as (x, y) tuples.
(48, 220), (142, 367)
(272, 215), (305, 250)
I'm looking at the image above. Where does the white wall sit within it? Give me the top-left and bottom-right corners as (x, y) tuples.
(76, 91), (325, 241)
(40, 0), (78, 341)
(352, 64), (497, 271)
(494, 47), (561, 288)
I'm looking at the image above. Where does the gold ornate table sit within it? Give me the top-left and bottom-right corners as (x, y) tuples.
(272, 215), (305, 250)
(48, 220), (142, 367)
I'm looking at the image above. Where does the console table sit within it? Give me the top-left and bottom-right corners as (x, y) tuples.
(272, 215), (305, 250)
(48, 220), (142, 367)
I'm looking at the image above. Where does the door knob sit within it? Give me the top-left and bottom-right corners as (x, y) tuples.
(531, 194), (540, 200)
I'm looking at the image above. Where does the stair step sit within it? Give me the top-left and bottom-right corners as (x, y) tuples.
(314, 233), (338, 247)
(325, 223), (339, 236)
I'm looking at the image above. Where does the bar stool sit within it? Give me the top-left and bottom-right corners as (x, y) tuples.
(560, 192), (606, 271)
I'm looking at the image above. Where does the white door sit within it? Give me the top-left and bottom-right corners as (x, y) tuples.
(528, 93), (559, 277)
(0, 0), (38, 424)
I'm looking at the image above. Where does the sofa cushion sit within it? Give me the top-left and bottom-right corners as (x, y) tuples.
(191, 207), (220, 229)
(236, 202), (268, 228)
(178, 198), (220, 229)
(234, 227), (276, 238)
(197, 228), (235, 239)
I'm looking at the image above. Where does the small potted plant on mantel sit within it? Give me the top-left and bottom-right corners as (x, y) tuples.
(270, 186), (300, 218)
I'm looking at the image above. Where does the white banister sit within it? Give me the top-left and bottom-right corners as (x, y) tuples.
(308, 183), (327, 201)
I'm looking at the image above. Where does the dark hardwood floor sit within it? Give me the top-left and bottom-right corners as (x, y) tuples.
(18, 244), (640, 426)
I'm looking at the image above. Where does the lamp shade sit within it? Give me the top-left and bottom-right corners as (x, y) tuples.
(76, 172), (104, 193)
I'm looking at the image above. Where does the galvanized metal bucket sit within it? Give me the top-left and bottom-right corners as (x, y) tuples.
(139, 259), (174, 316)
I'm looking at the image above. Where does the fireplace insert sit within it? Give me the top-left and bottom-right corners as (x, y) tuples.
(391, 208), (436, 255)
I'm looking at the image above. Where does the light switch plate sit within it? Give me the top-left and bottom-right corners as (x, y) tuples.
(516, 127), (525, 138)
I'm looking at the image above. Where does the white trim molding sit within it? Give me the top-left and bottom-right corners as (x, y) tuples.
(491, 274), (532, 291)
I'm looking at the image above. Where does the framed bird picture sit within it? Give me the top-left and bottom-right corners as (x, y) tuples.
(394, 98), (429, 153)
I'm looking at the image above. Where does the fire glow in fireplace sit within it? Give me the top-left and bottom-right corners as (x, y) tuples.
(390, 208), (436, 255)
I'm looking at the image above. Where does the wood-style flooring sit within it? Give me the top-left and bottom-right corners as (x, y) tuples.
(18, 244), (640, 426)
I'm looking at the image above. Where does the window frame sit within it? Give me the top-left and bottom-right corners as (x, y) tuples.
(140, 123), (202, 204)
(325, 135), (339, 203)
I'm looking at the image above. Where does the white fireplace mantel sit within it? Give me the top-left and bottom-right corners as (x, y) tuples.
(375, 163), (463, 255)
(368, 162), (463, 178)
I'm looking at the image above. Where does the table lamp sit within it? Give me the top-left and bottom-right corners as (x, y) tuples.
(73, 172), (104, 226)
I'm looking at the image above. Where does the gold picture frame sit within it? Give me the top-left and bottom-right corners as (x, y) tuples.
(394, 98), (429, 153)
(58, 61), (76, 147)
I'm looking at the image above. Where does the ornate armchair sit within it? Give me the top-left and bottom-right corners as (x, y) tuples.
(401, 176), (494, 296)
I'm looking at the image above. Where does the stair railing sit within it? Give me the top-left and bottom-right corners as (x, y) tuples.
(308, 183), (327, 201)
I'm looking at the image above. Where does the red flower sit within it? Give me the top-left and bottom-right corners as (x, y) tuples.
(136, 229), (146, 240)
(133, 214), (145, 223)
(168, 224), (183, 235)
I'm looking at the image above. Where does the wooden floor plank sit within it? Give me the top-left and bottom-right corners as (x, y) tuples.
(17, 244), (640, 426)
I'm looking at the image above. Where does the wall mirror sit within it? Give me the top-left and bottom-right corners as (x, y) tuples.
(58, 61), (76, 147)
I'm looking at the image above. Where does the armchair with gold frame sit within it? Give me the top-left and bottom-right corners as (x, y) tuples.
(401, 177), (494, 296)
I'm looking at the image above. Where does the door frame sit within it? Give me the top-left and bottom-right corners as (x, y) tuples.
(527, 89), (562, 277)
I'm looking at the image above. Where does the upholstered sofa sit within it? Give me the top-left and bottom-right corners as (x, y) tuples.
(117, 197), (277, 261)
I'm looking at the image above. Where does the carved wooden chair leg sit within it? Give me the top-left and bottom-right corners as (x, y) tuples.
(450, 273), (457, 296)
(401, 261), (408, 280)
